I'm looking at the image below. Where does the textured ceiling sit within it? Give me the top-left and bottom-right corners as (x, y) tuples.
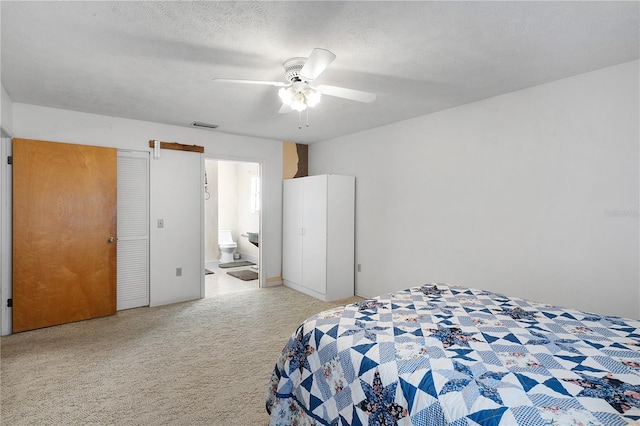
(1, 1), (638, 144)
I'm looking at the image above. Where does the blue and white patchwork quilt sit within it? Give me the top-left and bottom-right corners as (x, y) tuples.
(266, 284), (640, 425)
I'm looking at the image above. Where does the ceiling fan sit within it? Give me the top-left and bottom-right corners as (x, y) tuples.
(213, 48), (376, 126)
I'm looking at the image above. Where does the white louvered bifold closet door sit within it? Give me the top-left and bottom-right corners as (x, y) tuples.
(117, 151), (150, 310)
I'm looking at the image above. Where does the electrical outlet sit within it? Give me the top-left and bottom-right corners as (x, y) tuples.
(357, 264), (361, 272)
(157, 219), (164, 228)
(176, 267), (182, 277)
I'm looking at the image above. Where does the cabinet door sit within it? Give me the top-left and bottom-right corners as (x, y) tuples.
(302, 175), (327, 294)
(282, 178), (304, 285)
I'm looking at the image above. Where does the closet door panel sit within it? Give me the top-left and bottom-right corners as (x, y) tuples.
(302, 175), (327, 295)
(282, 178), (304, 285)
(116, 151), (149, 310)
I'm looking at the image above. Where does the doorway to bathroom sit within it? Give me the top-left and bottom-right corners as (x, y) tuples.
(204, 158), (261, 297)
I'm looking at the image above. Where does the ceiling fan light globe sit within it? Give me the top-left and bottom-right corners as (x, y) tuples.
(291, 100), (307, 112)
(278, 87), (294, 105)
(305, 90), (321, 107)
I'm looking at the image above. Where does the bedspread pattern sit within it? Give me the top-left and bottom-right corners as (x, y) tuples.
(266, 284), (640, 425)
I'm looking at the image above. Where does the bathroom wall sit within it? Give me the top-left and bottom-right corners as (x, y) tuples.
(236, 162), (260, 260)
(216, 161), (259, 261)
(218, 161), (239, 248)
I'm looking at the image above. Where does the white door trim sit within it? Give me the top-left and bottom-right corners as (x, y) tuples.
(1, 135), (13, 335)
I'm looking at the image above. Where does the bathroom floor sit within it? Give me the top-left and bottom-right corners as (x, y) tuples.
(205, 262), (259, 297)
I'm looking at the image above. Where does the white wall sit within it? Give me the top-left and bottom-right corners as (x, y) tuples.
(9, 104), (283, 309)
(1, 84), (13, 136)
(310, 60), (639, 319)
(0, 84), (13, 335)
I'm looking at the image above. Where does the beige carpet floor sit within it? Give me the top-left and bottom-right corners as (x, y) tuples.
(1, 285), (362, 425)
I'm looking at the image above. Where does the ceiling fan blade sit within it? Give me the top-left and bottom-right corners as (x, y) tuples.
(278, 103), (292, 114)
(317, 85), (376, 103)
(213, 78), (289, 87)
(299, 48), (336, 81)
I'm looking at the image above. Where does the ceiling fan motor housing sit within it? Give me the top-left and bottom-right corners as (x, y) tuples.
(283, 57), (307, 82)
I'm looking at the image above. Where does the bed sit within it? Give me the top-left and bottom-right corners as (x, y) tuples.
(266, 284), (640, 425)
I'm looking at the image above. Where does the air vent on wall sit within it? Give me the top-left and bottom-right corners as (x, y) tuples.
(191, 121), (218, 130)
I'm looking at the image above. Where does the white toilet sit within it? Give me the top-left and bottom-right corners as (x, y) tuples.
(218, 229), (237, 263)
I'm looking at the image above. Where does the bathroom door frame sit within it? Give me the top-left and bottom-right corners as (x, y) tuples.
(202, 154), (264, 292)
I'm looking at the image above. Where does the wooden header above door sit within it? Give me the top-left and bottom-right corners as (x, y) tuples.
(148, 140), (204, 153)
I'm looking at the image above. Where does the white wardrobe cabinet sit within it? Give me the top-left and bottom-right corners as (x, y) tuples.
(282, 174), (355, 301)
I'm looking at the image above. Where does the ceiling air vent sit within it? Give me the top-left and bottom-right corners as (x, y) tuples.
(191, 121), (218, 130)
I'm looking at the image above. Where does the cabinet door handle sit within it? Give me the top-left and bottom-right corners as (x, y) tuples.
(299, 228), (305, 236)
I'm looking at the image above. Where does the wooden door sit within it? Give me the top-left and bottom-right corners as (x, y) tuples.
(12, 138), (117, 332)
